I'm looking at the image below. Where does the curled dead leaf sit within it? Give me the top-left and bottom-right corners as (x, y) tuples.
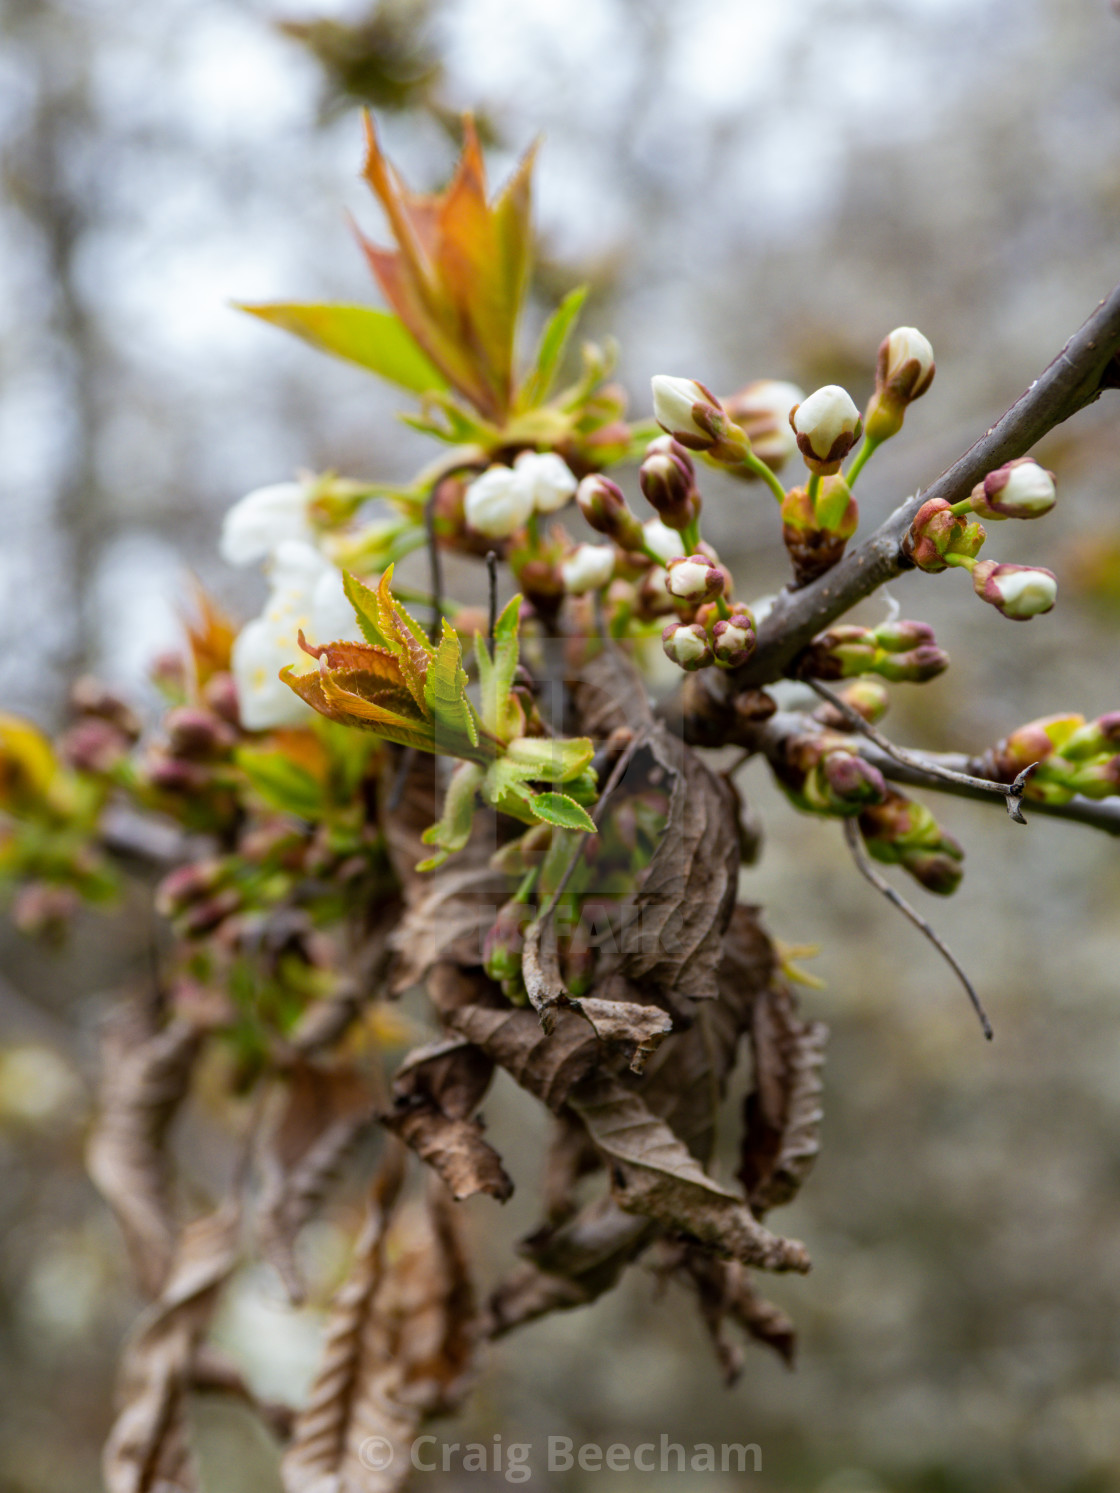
(739, 984), (827, 1215)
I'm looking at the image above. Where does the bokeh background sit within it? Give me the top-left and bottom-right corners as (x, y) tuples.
(4, 0), (1120, 1489)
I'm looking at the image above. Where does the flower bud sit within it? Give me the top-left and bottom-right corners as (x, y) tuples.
(1064, 756), (1120, 800)
(145, 755), (212, 794)
(1058, 712), (1120, 761)
(202, 672), (241, 728)
(575, 474), (645, 551)
(662, 621), (713, 671)
(12, 883), (79, 942)
(58, 718), (130, 775)
(463, 464), (534, 539)
(820, 751), (888, 809)
(971, 561), (1057, 620)
(968, 457), (1056, 521)
(641, 517), (686, 566)
(70, 677), (142, 740)
(639, 439), (698, 530)
(155, 860), (226, 918)
(514, 450), (578, 514)
(864, 327), (935, 443)
(722, 380), (804, 471)
(165, 707), (237, 761)
(813, 678), (890, 728)
(789, 385), (863, 475)
(903, 498), (986, 573)
(483, 899), (531, 983)
(651, 376), (747, 462)
(795, 622), (948, 683)
(711, 612), (757, 668)
(982, 713), (1082, 780)
(430, 473), (497, 558)
(859, 792), (964, 895)
(665, 554), (725, 604)
(560, 543), (615, 595)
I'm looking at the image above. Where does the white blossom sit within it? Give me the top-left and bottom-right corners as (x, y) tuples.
(231, 541), (362, 731)
(642, 518), (685, 565)
(651, 375), (717, 446)
(972, 458), (1056, 520)
(560, 543), (615, 595)
(463, 465), (535, 538)
(220, 481), (315, 567)
(514, 450), (578, 514)
(883, 327), (935, 395)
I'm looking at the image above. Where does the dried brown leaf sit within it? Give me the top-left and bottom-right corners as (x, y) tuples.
(638, 905), (776, 1165)
(667, 1244), (796, 1383)
(739, 984), (827, 1215)
(487, 1196), (653, 1337)
(282, 1155), (478, 1493)
(103, 1203), (241, 1493)
(385, 1037), (513, 1202)
(447, 1000), (601, 1113)
(86, 1001), (204, 1297)
(257, 1061), (379, 1303)
(569, 1075), (809, 1273)
(571, 650), (740, 1002)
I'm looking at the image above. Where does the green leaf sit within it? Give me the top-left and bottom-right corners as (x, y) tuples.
(518, 286), (588, 410)
(504, 733), (595, 783)
(528, 792), (597, 833)
(418, 760), (484, 872)
(237, 748), (325, 820)
(475, 595), (522, 738)
(342, 572), (390, 647)
(236, 303), (448, 395)
(424, 618), (478, 750)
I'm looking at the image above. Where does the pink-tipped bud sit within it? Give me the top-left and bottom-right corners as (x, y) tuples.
(790, 385), (862, 474)
(202, 672), (242, 728)
(969, 458), (1056, 521)
(904, 497), (986, 573)
(70, 677), (142, 740)
(651, 376), (747, 463)
(639, 439), (697, 530)
(711, 612), (757, 668)
(661, 621), (714, 672)
(575, 474), (645, 551)
(971, 561), (1058, 620)
(165, 706), (237, 761)
(665, 554), (725, 604)
(58, 718), (130, 775)
(822, 751), (888, 808)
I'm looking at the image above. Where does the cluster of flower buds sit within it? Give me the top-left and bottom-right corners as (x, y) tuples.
(858, 791), (965, 894)
(58, 677), (142, 777)
(638, 436), (701, 531)
(903, 497), (987, 573)
(721, 380), (804, 473)
(155, 858), (242, 939)
(781, 475), (859, 586)
(144, 675), (241, 800)
(773, 734), (889, 817)
(790, 386), (863, 476)
(464, 451), (578, 539)
(863, 328), (936, 445)
(978, 711), (1120, 804)
(966, 458), (1057, 522)
(794, 619), (949, 684)
(650, 376), (749, 465)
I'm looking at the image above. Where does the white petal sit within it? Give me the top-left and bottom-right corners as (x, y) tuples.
(514, 451), (578, 513)
(220, 482), (313, 567)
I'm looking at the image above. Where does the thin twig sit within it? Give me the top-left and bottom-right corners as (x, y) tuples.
(806, 678), (1036, 823)
(486, 550), (499, 644)
(424, 479), (445, 645)
(841, 818), (993, 1040)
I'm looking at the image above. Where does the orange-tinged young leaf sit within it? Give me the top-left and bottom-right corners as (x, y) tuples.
(0, 714), (58, 812)
(185, 581), (237, 684)
(358, 112), (536, 423)
(236, 302), (448, 395)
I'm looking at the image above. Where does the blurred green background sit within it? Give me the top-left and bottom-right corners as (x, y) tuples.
(4, 0), (1120, 1489)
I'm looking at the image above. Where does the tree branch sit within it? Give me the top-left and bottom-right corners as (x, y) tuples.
(748, 711), (1120, 837)
(710, 283), (1120, 694)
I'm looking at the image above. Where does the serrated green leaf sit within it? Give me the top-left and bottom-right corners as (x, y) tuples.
(342, 572), (391, 647)
(475, 594), (523, 738)
(237, 748), (325, 820)
(236, 303), (448, 395)
(518, 285), (589, 411)
(505, 734), (595, 783)
(527, 792), (597, 833)
(424, 618), (478, 750)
